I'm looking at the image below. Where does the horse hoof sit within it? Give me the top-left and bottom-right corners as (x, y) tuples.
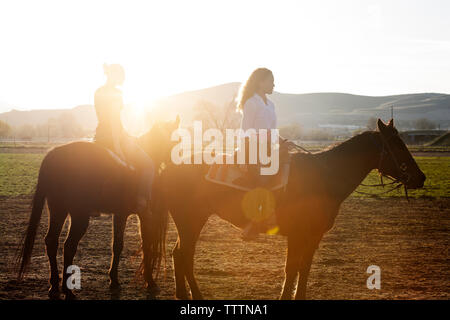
(48, 288), (61, 300)
(64, 290), (77, 300)
(109, 281), (121, 291)
(146, 283), (161, 296)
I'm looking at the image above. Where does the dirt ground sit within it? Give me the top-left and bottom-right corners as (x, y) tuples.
(0, 196), (448, 300)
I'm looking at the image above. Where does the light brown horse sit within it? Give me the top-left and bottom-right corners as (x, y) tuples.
(160, 118), (426, 299)
(16, 118), (180, 299)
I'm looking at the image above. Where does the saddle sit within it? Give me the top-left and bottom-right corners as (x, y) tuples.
(205, 162), (290, 192)
(93, 135), (135, 171)
(91, 139), (139, 216)
(205, 139), (292, 192)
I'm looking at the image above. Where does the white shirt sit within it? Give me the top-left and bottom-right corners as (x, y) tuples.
(240, 93), (277, 131)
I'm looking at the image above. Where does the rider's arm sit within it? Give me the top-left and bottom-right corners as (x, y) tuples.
(241, 99), (259, 131)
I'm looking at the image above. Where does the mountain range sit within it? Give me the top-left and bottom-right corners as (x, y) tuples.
(1, 82), (449, 131)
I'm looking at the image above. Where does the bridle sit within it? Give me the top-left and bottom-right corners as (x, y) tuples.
(373, 132), (410, 183)
(370, 131), (411, 200)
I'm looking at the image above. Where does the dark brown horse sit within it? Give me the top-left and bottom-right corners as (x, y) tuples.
(160, 118), (426, 299)
(16, 118), (180, 299)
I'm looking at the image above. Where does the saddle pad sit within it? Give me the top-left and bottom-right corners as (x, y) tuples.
(205, 162), (290, 192)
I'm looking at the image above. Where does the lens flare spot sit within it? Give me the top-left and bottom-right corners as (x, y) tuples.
(266, 226), (280, 235)
(241, 187), (276, 222)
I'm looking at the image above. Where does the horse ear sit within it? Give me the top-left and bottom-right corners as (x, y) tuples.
(377, 119), (387, 132)
(175, 115), (180, 127)
(388, 118), (394, 128)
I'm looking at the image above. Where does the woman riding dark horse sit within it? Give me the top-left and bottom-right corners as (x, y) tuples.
(16, 65), (179, 299)
(94, 64), (154, 212)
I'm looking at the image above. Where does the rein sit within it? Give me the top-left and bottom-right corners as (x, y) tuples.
(288, 134), (410, 200)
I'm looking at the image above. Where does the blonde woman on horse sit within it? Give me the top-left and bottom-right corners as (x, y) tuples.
(236, 67), (277, 240)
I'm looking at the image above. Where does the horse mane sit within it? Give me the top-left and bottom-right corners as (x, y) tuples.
(319, 131), (376, 154)
(291, 131), (377, 161)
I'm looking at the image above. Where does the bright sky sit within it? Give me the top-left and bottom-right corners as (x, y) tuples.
(0, 0), (449, 113)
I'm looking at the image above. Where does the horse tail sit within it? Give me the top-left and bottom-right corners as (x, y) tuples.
(139, 174), (169, 283)
(16, 160), (48, 280)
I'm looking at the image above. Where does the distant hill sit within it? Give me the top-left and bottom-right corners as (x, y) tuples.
(1, 83), (449, 131)
(149, 82), (241, 123)
(151, 83), (450, 128)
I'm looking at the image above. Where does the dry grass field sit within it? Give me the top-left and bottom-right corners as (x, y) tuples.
(0, 146), (449, 299)
(1, 195), (448, 300)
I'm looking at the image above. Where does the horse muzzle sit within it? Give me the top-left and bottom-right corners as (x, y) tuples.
(405, 171), (426, 189)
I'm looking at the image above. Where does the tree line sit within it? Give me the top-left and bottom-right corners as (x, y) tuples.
(0, 112), (87, 139)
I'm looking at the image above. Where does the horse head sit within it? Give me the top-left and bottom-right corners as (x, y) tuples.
(376, 118), (426, 189)
(139, 115), (180, 168)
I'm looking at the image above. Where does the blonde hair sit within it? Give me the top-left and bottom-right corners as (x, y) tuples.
(236, 68), (273, 112)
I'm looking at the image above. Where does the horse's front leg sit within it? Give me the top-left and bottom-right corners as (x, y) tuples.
(172, 238), (188, 299)
(280, 235), (300, 300)
(137, 211), (161, 295)
(109, 214), (127, 290)
(174, 213), (208, 300)
(294, 243), (317, 300)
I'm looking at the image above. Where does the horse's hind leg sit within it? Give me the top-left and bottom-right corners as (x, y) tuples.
(109, 214), (127, 289)
(45, 204), (67, 299)
(61, 214), (90, 300)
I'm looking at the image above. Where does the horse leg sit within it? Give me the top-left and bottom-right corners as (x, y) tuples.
(181, 237), (202, 300)
(138, 212), (160, 294)
(109, 214), (127, 289)
(61, 214), (90, 300)
(172, 238), (188, 299)
(179, 216), (207, 300)
(44, 205), (67, 299)
(294, 241), (317, 300)
(172, 213), (207, 300)
(280, 235), (301, 300)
